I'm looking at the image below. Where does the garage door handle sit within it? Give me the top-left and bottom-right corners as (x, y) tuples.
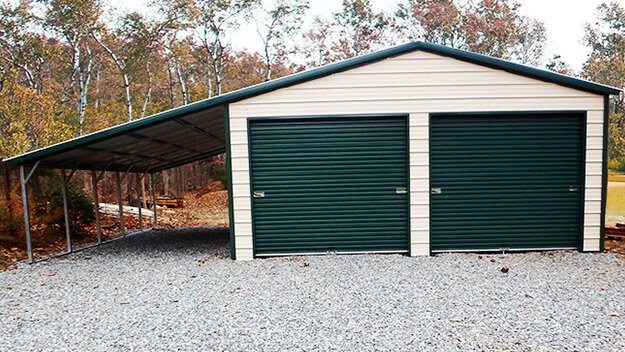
(569, 185), (580, 192)
(431, 187), (442, 195)
(396, 187), (407, 194)
(253, 191), (265, 198)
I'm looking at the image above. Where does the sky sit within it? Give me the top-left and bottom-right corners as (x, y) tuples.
(109, 0), (618, 72)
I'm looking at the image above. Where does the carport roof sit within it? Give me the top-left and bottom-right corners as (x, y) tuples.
(3, 41), (621, 172)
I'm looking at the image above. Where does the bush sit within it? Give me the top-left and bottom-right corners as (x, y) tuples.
(0, 197), (24, 245)
(212, 165), (228, 190)
(609, 159), (625, 173)
(34, 176), (95, 240)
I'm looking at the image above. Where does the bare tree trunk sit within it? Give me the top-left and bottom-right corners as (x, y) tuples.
(95, 64), (101, 112)
(166, 57), (177, 108)
(92, 34), (133, 120)
(174, 56), (188, 105)
(213, 61), (222, 96)
(264, 41), (272, 81)
(140, 65), (152, 118)
(78, 46), (93, 136)
(207, 73), (212, 98)
(55, 35), (81, 119)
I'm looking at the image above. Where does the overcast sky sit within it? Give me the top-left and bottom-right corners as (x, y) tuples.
(109, 0), (616, 72)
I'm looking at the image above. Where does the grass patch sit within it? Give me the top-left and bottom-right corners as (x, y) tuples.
(609, 170), (625, 183)
(607, 169), (625, 226)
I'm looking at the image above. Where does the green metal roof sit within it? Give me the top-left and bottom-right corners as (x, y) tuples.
(3, 41), (620, 170)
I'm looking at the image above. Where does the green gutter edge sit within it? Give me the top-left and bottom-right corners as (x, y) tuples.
(4, 41), (620, 167)
(224, 105), (236, 260)
(600, 96), (609, 252)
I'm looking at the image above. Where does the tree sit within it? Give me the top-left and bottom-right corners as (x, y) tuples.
(301, 16), (334, 67)
(330, 0), (388, 60)
(394, 0), (546, 65)
(395, 0), (463, 47)
(546, 54), (575, 76)
(42, 0), (103, 133)
(193, 0), (258, 96)
(0, 0), (47, 92)
(256, 0), (309, 81)
(463, 0), (546, 65)
(583, 1), (625, 163)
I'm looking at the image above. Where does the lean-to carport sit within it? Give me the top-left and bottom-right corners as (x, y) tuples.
(3, 104), (228, 263)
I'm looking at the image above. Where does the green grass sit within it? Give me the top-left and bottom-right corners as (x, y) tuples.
(607, 170), (625, 226)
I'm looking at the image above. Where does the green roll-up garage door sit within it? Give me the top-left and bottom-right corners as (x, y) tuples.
(249, 116), (409, 256)
(430, 113), (584, 252)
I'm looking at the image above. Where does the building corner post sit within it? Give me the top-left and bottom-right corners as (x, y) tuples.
(224, 105), (236, 260)
(600, 95), (609, 252)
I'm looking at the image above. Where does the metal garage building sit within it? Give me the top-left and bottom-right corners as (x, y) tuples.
(4, 42), (620, 261)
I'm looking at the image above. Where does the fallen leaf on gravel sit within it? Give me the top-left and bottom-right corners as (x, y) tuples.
(46, 272), (56, 276)
(501, 267), (509, 273)
(490, 258), (496, 263)
(609, 312), (620, 317)
(524, 293), (533, 299)
(231, 287), (243, 293)
(301, 262), (310, 267)
(478, 255), (483, 259)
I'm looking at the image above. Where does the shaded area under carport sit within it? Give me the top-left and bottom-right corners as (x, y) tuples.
(3, 104), (228, 263)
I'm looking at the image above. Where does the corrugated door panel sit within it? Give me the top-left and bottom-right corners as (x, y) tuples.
(249, 117), (409, 255)
(430, 114), (583, 252)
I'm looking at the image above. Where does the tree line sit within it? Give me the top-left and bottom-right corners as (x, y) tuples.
(0, 0), (623, 162)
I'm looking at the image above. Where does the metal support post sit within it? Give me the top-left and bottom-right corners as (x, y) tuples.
(91, 170), (102, 244)
(60, 169), (72, 253)
(151, 173), (157, 227)
(136, 173), (142, 231)
(19, 166), (34, 263)
(115, 171), (125, 236)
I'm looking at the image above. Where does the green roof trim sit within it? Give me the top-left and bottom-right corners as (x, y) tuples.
(3, 41), (620, 166)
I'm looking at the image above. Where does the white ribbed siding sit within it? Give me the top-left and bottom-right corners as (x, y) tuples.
(229, 50), (605, 260)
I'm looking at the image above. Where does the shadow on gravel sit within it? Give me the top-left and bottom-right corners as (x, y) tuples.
(98, 227), (230, 258)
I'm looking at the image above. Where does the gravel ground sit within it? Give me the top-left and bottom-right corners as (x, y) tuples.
(1, 227), (624, 351)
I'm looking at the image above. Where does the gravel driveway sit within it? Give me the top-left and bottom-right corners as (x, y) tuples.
(1, 228), (624, 351)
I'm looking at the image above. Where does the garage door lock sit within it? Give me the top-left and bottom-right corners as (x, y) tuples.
(253, 191), (265, 198)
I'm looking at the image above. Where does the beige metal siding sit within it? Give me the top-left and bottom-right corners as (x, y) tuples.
(229, 50), (605, 260)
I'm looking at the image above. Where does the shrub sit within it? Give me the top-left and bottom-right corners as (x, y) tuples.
(212, 165), (228, 190)
(33, 176), (95, 240)
(0, 197), (24, 245)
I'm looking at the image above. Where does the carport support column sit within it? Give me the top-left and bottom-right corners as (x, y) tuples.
(91, 170), (102, 244)
(115, 171), (125, 236)
(60, 169), (72, 253)
(19, 165), (35, 263)
(136, 173), (142, 231)
(150, 173), (157, 227)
